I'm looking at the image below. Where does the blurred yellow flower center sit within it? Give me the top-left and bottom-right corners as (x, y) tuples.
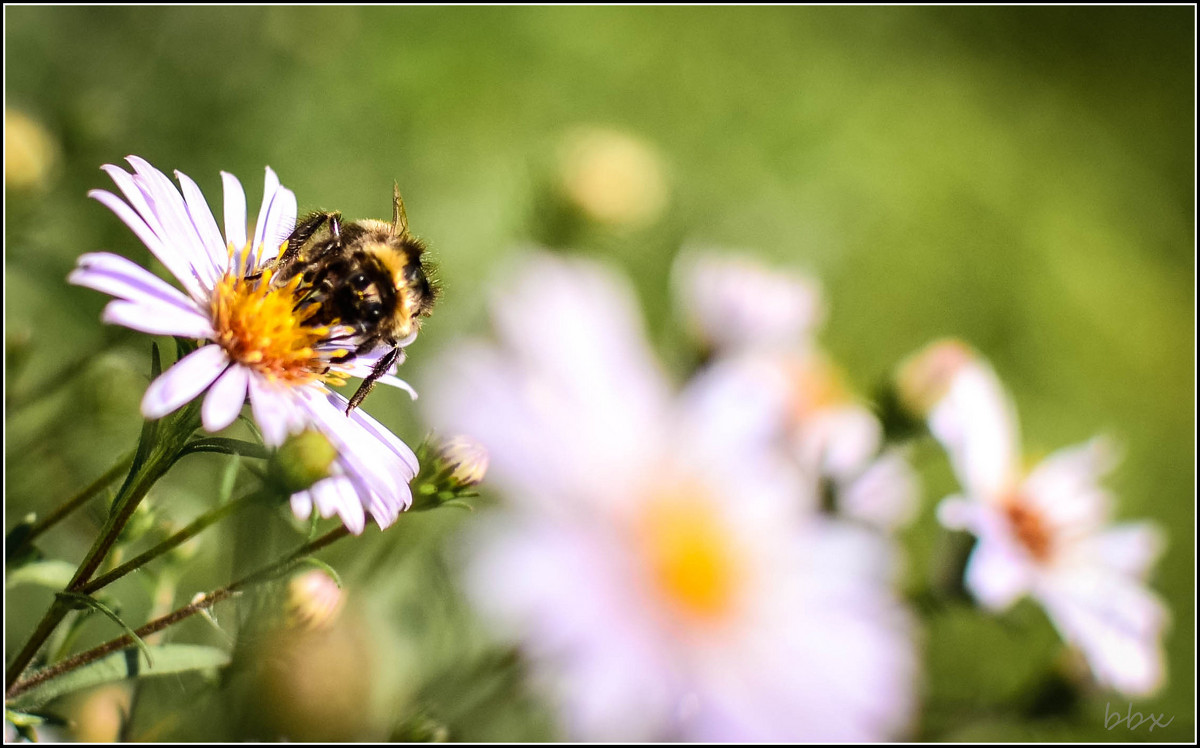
(639, 492), (742, 622)
(211, 248), (348, 386)
(785, 354), (851, 420)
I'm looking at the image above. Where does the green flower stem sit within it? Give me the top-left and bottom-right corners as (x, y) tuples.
(6, 525), (352, 701)
(4, 400), (200, 693)
(78, 491), (264, 595)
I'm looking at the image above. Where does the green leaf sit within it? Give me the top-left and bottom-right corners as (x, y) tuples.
(5, 559), (76, 591)
(7, 644), (231, 711)
(180, 438), (270, 461)
(54, 593), (152, 665)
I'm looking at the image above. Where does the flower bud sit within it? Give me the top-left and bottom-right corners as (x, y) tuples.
(895, 338), (975, 417)
(269, 430), (337, 494)
(435, 435), (489, 488)
(557, 127), (669, 229)
(285, 569), (344, 631)
(5, 108), (59, 191)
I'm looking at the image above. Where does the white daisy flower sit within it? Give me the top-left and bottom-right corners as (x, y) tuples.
(70, 156), (417, 532)
(901, 340), (1169, 696)
(429, 253), (917, 741)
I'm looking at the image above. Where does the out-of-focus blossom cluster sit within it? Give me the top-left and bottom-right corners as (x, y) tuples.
(427, 248), (1170, 741)
(429, 250), (918, 740)
(900, 341), (1169, 697)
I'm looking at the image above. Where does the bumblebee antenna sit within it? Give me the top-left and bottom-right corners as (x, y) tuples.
(391, 181), (409, 237)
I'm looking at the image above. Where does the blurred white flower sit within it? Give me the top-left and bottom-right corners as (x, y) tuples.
(429, 253), (916, 741)
(71, 157), (416, 532)
(905, 340), (1169, 697)
(673, 249), (824, 355)
(674, 252), (918, 531)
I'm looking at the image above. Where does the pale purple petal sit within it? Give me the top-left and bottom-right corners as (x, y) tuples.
(290, 489), (314, 520)
(71, 252), (201, 316)
(310, 474), (366, 534)
(300, 391), (413, 518)
(89, 188), (205, 302)
(174, 170), (226, 284)
(927, 360), (1020, 500)
(247, 375), (301, 447)
(1074, 522), (1165, 579)
(260, 184), (297, 261)
(221, 171), (248, 251)
(126, 156), (217, 296)
(963, 532), (1034, 611)
(141, 345), (229, 419)
(202, 365), (249, 433)
(102, 300), (215, 339)
(252, 167), (282, 254)
(1037, 571), (1168, 696)
(375, 374), (419, 399)
(1024, 437), (1118, 531)
(340, 395), (419, 475)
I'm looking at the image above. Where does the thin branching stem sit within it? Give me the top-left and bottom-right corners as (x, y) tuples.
(6, 525), (351, 700)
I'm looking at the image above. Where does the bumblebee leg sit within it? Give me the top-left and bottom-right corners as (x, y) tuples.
(278, 211), (342, 267)
(346, 346), (400, 414)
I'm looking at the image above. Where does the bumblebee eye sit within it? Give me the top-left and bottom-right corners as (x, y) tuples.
(350, 273), (370, 290)
(364, 303), (384, 322)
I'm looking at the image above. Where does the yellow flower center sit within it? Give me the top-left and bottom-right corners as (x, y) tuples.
(638, 490), (743, 622)
(210, 246), (349, 386)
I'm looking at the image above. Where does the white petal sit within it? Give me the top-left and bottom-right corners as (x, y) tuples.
(927, 360), (1020, 499)
(102, 300), (214, 339)
(221, 171), (248, 251)
(174, 169), (226, 285)
(71, 252), (201, 316)
(89, 188), (205, 303)
(963, 531), (1034, 611)
(672, 249), (825, 352)
(247, 375), (297, 447)
(936, 495), (979, 531)
(141, 345), (229, 419)
(342, 396), (419, 475)
(290, 489), (314, 521)
(126, 156), (215, 296)
(1073, 522), (1165, 579)
(201, 365), (249, 432)
(1024, 436), (1118, 531)
(252, 166), (282, 254)
(318, 474), (366, 535)
(841, 450), (920, 531)
(1037, 571), (1168, 696)
(260, 185), (297, 261)
(300, 391), (410, 515)
(375, 374), (419, 399)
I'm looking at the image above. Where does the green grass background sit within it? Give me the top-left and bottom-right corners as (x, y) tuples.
(5, 6), (1194, 741)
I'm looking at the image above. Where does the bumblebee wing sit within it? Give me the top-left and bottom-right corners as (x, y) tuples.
(391, 182), (409, 237)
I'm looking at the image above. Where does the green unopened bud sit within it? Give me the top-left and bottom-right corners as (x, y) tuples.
(270, 430), (337, 494)
(436, 435), (489, 488)
(285, 569), (344, 631)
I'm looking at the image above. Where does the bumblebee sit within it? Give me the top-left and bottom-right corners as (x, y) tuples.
(271, 184), (437, 412)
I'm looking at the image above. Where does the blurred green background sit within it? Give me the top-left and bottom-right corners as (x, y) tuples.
(5, 6), (1193, 741)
